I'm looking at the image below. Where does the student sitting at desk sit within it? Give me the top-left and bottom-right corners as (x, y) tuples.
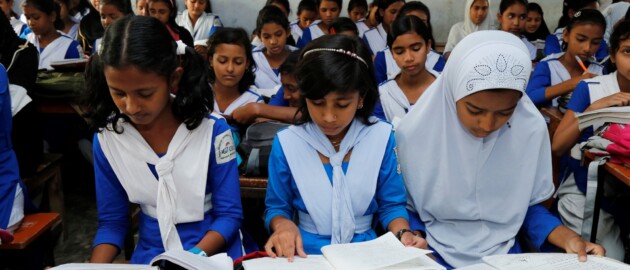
(264, 35), (426, 261)
(395, 30), (605, 269)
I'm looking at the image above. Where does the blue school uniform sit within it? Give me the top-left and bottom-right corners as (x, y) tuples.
(526, 52), (604, 107)
(265, 125), (408, 254)
(362, 23), (387, 55)
(26, 32), (82, 70)
(252, 45), (298, 98)
(290, 20), (303, 44)
(543, 29), (609, 62)
(373, 48), (445, 84)
(268, 86), (289, 107)
(296, 20), (325, 49)
(92, 114), (244, 264)
(355, 19), (371, 37)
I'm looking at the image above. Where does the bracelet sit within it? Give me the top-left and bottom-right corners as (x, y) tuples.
(396, 229), (417, 240)
(188, 247), (208, 257)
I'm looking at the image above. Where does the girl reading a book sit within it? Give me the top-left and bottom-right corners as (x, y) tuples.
(264, 34), (426, 261)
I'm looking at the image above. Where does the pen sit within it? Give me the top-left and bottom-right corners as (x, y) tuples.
(575, 55), (589, 74)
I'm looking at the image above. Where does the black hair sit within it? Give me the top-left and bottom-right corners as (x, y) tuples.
(22, 0), (64, 30)
(207, 27), (256, 95)
(523, 2), (550, 41)
(608, 20), (630, 72)
(398, 1), (435, 49)
(558, 0), (598, 29)
(561, 9), (606, 51)
(295, 35), (377, 125)
(626, 4), (630, 22)
(498, 0), (527, 14)
(266, 0), (290, 15)
(375, 0), (405, 23)
(99, 0), (133, 15)
(297, 0), (317, 15)
(348, 0), (368, 13)
(83, 16), (211, 132)
(147, 0), (180, 33)
(256, 5), (290, 34)
(318, 0), (342, 10)
(278, 50), (301, 75)
(329, 17), (359, 36)
(387, 15), (430, 48)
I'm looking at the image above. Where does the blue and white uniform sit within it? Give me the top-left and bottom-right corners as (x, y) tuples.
(296, 20), (325, 48)
(362, 23), (387, 55)
(521, 36), (537, 61)
(526, 52), (604, 108)
(92, 114), (244, 264)
(10, 17), (26, 37)
(373, 79), (431, 127)
(265, 119), (408, 254)
(289, 20), (304, 44)
(252, 44), (298, 98)
(26, 32), (83, 70)
(212, 88), (263, 116)
(268, 85), (288, 107)
(63, 23), (79, 40)
(355, 19), (371, 37)
(373, 48), (445, 84)
(543, 28), (609, 62)
(175, 13), (222, 45)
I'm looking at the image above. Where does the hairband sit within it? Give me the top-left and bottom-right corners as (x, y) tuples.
(303, 48), (368, 67)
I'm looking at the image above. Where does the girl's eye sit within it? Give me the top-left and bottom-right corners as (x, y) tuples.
(111, 91), (125, 97)
(623, 49), (630, 54)
(138, 91), (153, 98)
(337, 103), (350, 108)
(393, 49), (404, 55)
(412, 45), (422, 51)
(311, 100), (324, 106)
(467, 109), (482, 115)
(499, 111), (513, 116)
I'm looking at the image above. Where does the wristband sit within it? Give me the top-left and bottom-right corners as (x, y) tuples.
(396, 229), (417, 240)
(188, 247), (208, 257)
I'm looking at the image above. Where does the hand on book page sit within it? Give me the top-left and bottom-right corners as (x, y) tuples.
(482, 253), (630, 270)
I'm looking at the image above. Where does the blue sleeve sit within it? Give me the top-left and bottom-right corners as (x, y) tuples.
(521, 204), (562, 252)
(376, 132), (408, 229)
(268, 86), (289, 107)
(596, 40), (609, 62)
(433, 55), (446, 73)
(525, 61), (553, 107)
(207, 118), (243, 244)
(362, 34), (375, 55)
(64, 40), (82, 59)
(19, 26), (31, 39)
(92, 134), (130, 251)
(264, 136), (295, 230)
(374, 51), (388, 84)
(297, 28), (312, 49)
(208, 15), (223, 37)
(566, 81), (592, 114)
(406, 209), (426, 233)
(372, 98), (386, 121)
(544, 34), (561, 56)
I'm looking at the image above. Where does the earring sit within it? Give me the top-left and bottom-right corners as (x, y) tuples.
(358, 103), (364, 109)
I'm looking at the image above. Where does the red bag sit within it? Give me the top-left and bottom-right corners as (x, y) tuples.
(602, 124), (630, 166)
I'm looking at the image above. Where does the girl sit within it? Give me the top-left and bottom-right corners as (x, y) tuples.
(362, 0), (405, 55)
(296, 0), (342, 48)
(264, 34), (426, 259)
(93, 0), (131, 54)
(347, 0), (369, 36)
(526, 9), (606, 110)
(545, 0), (608, 61)
(23, 0), (83, 70)
(147, 0), (193, 47)
(175, 0), (221, 47)
(396, 30), (605, 269)
(550, 19), (630, 262)
(85, 15), (244, 264)
(444, 0), (493, 59)
(524, 3), (550, 44)
(374, 1), (444, 84)
(55, 0), (78, 38)
(135, 0), (146, 15)
(0, 0), (27, 36)
(290, 0), (317, 44)
(373, 15), (435, 127)
(329, 17), (359, 37)
(496, 0), (536, 61)
(253, 5), (298, 98)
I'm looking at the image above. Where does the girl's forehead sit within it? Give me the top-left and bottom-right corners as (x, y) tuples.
(213, 43), (247, 56)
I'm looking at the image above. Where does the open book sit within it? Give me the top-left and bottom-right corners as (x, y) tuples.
(50, 251), (232, 270)
(242, 232), (444, 270)
(482, 253), (630, 270)
(576, 106), (630, 131)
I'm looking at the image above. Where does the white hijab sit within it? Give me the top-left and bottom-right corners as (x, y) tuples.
(603, 2), (630, 45)
(396, 31), (554, 267)
(444, 0), (494, 53)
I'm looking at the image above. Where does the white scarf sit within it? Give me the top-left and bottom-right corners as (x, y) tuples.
(98, 117), (213, 251)
(379, 80), (411, 127)
(396, 31), (554, 267)
(290, 21), (303, 43)
(213, 88), (261, 116)
(10, 17), (24, 36)
(363, 23), (388, 54)
(252, 44), (298, 97)
(444, 0), (494, 53)
(27, 32), (83, 70)
(175, 12), (222, 44)
(355, 19), (371, 37)
(306, 21), (325, 41)
(277, 119), (391, 244)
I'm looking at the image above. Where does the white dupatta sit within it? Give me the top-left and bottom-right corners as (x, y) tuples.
(378, 80), (410, 127)
(444, 0), (494, 53)
(252, 44), (298, 97)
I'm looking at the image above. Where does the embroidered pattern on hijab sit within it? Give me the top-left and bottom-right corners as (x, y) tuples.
(466, 54), (528, 92)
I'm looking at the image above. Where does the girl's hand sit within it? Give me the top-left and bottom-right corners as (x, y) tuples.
(563, 235), (605, 262)
(264, 219), (307, 262)
(400, 231), (428, 249)
(231, 103), (260, 125)
(587, 92), (630, 111)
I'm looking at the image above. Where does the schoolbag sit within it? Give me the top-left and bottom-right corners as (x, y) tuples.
(237, 121), (289, 177)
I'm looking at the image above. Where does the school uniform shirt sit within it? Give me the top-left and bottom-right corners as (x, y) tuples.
(252, 44), (298, 98)
(355, 19), (371, 37)
(265, 119), (408, 254)
(26, 32), (83, 70)
(543, 28), (609, 62)
(268, 85), (288, 107)
(443, 0), (494, 54)
(373, 47), (445, 84)
(92, 114), (244, 264)
(63, 23), (79, 40)
(290, 20), (304, 44)
(526, 52), (605, 107)
(175, 12), (222, 45)
(521, 36), (537, 61)
(396, 31), (560, 268)
(603, 2), (630, 45)
(10, 17), (26, 37)
(296, 20), (324, 48)
(361, 23), (387, 55)
(373, 79), (430, 127)
(212, 88), (264, 116)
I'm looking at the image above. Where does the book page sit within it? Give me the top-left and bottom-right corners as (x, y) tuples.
(50, 264), (157, 270)
(149, 250), (232, 270)
(483, 253), (630, 270)
(321, 232), (433, 270)
(242, 255), (335, 270)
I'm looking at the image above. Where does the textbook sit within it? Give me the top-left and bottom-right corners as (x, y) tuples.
(482, 253), (630, 270)
(576, 106), (630, 131)
(242, 232), (444, 270)
(50, 251), (232, 270)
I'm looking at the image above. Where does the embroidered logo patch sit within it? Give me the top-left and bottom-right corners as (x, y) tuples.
(215, 129), (236, 164)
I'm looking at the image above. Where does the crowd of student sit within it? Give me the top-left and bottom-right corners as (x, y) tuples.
(2, 0), (630, 268)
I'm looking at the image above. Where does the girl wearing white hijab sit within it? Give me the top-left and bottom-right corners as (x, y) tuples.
(395, 30), (605, 269)
(443, 0), (493, 59)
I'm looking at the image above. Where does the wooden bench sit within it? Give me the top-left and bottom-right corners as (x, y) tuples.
(0, 213), (61, 268)
(240, 176), (268, 199)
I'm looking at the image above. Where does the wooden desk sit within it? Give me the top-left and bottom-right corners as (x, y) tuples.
(540, 107), (564, 139)
(584, 151), (630, 187)
(0, 213), (61, 250)
(240, 176), (267, 199)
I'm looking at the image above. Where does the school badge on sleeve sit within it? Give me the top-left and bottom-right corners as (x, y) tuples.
(215, 130), (237, 164)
